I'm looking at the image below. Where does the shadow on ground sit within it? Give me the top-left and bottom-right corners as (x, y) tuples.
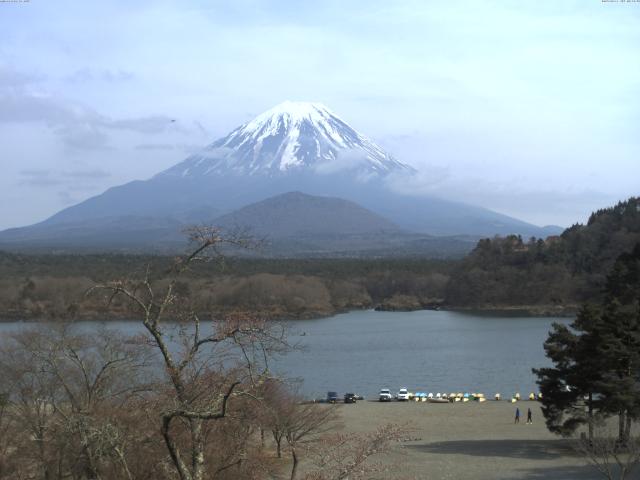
(405, 439), (576, 460)
(512, 464), (603, 480)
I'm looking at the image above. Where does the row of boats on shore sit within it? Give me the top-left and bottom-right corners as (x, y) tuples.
(379, 389), (543, 403)
(320, 390), (543, 404)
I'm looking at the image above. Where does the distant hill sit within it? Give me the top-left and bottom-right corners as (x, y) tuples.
(210, 192), (477, 258)
(0, 192), (478, 258)
(213, 191), (399, 237)
(445, 197), (640, 310)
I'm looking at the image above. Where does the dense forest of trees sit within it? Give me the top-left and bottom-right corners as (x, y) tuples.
(0, 254), (453, 320)
(0, 197), (638, 320)
(446, 197), (640, 311)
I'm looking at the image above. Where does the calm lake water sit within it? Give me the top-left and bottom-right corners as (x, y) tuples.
(0, 309), (570, 399)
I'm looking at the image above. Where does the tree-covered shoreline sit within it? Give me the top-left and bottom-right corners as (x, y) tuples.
(0, 197), (637, 322)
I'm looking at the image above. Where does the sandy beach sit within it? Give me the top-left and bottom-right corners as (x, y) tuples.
(334, 400), (602, 480)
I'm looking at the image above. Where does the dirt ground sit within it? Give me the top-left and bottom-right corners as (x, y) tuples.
(334, 400), (606, 480)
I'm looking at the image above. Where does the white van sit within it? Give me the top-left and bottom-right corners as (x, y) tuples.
(397, 388), (409, 401)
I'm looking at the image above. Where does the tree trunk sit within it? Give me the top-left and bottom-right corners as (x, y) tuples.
(290, 447), (299, 480)
(36, 430), (51, 480)
(79, 428), (101, 480)
(273, 432), (282, 458)
(587, 393), (594, 442)
(162, 415), (192, 480)
(114, 446), (134, 480)
(191, 419), (205, 480)
(618, 411), (626, 442)
(82, 448), (101, 480)
(624, 413), (632, 444)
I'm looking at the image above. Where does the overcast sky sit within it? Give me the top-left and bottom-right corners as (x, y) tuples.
(1, 0), (638, 230)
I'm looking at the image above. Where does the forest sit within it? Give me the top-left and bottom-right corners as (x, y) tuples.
(0, 197), (638, 321)
(446, 197), (640, 310)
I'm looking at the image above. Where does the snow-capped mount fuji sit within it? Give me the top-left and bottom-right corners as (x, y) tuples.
(0, 101), (562, 252)
(159, 101), (414, 178)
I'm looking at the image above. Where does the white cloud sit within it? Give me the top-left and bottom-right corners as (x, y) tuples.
(313, 150), (368, 175)
(0, 69), (192, 151)
(66, 68), (134, 84)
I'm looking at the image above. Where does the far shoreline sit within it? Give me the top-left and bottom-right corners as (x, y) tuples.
(0, 303), (578, 324)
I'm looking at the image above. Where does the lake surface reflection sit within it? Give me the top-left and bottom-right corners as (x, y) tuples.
(0, 309), (570, 399)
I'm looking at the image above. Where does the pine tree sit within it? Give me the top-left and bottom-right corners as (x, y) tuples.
(535, 243), (640, 442)
(595, 244), (640, 442)
(534, 305), (604, 440)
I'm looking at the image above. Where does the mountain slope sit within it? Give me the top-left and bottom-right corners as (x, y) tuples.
(0, 192), (478, 257)
(213, 191), (400, 237)
(0, 101), (560, 250)
(0, 216), (186, 251)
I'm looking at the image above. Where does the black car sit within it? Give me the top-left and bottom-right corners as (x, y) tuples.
(344, 393), (357, 404)
(327, 391), (339, 404)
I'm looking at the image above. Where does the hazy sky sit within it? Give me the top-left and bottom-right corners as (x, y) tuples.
(1, 0), (638, 230)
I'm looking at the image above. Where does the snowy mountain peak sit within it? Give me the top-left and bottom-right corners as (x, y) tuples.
(249, 100), (334, 126)
(160, 101), (415, 178)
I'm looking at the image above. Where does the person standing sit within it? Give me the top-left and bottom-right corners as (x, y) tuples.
(515, 407), (520, 424)
(527, 408), (533, 424)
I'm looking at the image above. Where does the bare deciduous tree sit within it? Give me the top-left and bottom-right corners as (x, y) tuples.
(0, 391), (17, 479)
(0, 326), (153, 480)
(0, 228), (401, 480)
(283, 402), (336, 480)
(89, 227), (287, 480)
(576, 422), (640, 480)
(303, 423), (406, 480)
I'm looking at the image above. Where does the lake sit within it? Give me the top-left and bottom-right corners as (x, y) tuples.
(0, 309), (570, 399)
(278, 309), (570, 399)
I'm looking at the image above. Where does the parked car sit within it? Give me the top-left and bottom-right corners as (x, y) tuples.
(397, 388), (409, 401)
(344, 393), (357, 404)
(327, 391), (339, 404)
(379, 388), (392, 402)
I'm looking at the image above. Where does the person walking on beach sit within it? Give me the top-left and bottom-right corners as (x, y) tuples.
(526, 408), (532, 424)
(515, 407), (520, 424)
